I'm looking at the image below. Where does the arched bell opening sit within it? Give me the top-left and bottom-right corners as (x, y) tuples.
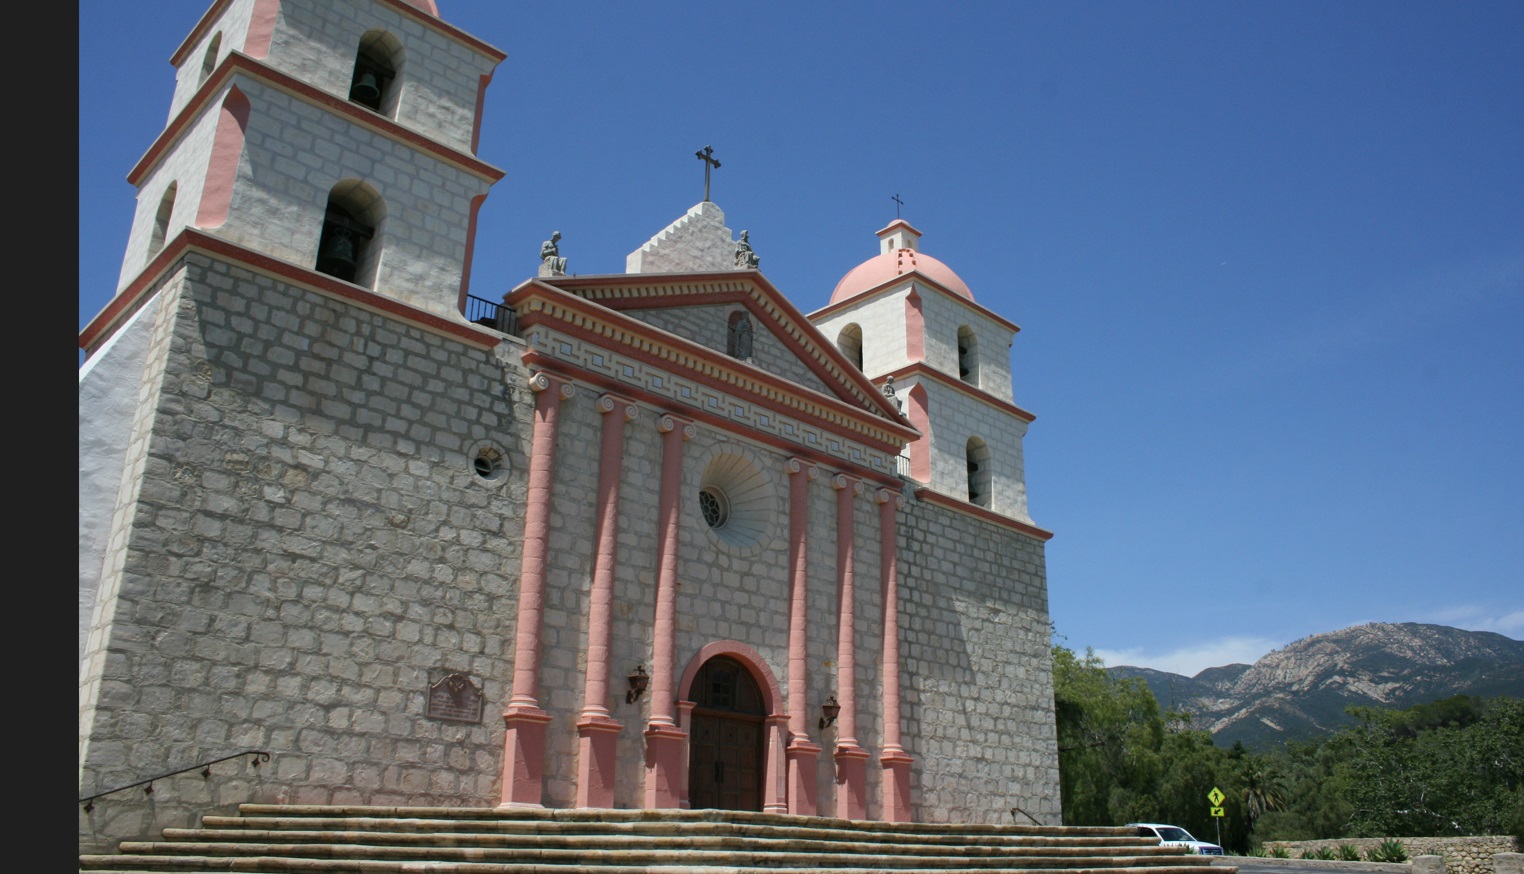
(149, 182), (177, 256)
(966, 436), (992, 508)
(349, 30), (405, 117)
(957, 324), (979, 386)
(199, 32), (222, 84)
(837, 323), (864, 371)
(315, 180), (386, 287)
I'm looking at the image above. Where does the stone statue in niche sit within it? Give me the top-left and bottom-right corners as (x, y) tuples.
(539, 231), (568, 276)
(734, 230), (760, 269)
(729, 312), (755, 360)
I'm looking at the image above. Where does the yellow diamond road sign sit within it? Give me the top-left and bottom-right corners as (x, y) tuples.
(1208, 787), (1225, 806)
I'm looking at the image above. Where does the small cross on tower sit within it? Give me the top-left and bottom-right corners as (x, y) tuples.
(695, 145), (721, 202)
(892, 193), (905, 219)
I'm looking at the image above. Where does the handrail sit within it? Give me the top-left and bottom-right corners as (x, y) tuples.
(1010, 805), (1043, 826)
(79, 750), (271, 812)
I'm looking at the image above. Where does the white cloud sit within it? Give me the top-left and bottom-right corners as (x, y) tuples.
(1424, 605), (1524, 639)
(1092, 635), (1282, 677)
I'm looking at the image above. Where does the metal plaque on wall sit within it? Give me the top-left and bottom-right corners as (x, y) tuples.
(425, 672), (483, 724)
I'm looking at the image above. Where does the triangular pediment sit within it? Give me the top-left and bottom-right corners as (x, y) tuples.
(517, 271), (906, 427)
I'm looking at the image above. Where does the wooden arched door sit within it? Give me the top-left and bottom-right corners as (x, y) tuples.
(687, 655), (765, 811)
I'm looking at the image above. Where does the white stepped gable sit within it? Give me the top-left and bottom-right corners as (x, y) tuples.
(627, 201), (747, 273)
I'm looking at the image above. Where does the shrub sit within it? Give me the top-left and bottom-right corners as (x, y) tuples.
(1302, 847), (1336, 860)
(1268, 846), (1292, 858)
(1365, 839), (1408, 863)
(1336, 845), (1362, 861)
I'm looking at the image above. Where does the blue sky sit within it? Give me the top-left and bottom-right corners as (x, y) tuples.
(80, 2), (1522, 676)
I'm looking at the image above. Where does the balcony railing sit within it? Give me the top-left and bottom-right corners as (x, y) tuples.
(464, 294), (518, 336)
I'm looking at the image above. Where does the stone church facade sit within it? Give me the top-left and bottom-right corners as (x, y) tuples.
(79, 0), (1060, 850)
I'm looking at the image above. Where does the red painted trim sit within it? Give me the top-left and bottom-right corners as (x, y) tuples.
(905, 384), (932, 483)
(807, 274), (1022, 335)
(195, 87), (250, 228)
(471, 71), (494, 154)
(538, 271), (905, 423)
(129, 53), (505, 187)
(904, 290), (925, 362)
(676, 641), (783, 719)
(879, 363), (1036, 423)
(518, 349), (902, 490)
(79, 228), (500, 355)
(244, 0), (280, 59)
(171, 0), (235, 67)
(170, 0), (503, 68)
(395, 0), (438, 16)
(457, 193), (488, 312)
(509, 285), (918, 448)
(914, 487), (1055, 541)
(375, 0), (506, 61)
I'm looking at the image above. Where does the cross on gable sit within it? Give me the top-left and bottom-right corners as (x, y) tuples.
(695, 145), (721, 202)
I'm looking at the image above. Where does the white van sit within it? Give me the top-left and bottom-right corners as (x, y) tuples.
(1128, 823), (1225, 855)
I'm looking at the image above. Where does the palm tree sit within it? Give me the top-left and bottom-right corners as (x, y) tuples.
(1241, 757), (1288, 835)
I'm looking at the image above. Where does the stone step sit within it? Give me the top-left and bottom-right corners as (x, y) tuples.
(230, 806), (1134, 838)
(183, 820), (1170, 850)
(110, 840), (1207, 867)
(81, 861), (1223, 874)
(80, 805), (1237, 874)
(154, 829), (1192, 859)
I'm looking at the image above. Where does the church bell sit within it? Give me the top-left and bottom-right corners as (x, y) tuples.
(350, 71), (382, 109)
(317, 227), (357, 280)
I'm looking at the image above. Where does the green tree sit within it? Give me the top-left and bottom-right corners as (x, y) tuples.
(1052, 638), (1251, 849)
(1052, 642), (1165, 826)
(1240, 754), (1288, 837)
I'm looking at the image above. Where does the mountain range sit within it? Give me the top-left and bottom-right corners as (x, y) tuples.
(1106, 622), (1524, 748)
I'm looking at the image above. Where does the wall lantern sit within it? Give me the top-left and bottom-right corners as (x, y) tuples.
(626, 666), (649, 704)
(819, 695), (840, 729)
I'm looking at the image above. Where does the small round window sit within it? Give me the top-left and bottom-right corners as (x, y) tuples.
(469, 442), (508, 483)
(699, 486), (730, 529)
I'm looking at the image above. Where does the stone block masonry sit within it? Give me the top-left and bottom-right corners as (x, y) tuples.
(80, 255), (533, 852)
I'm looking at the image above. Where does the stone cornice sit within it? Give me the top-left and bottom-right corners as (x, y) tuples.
(879, 363), (1036, 423)
(79, 228), (501, 356)
(913, 488), (1054, 542)
(507, 280), (919, 454)
(534, 271), (907, 423)
(129, 52), (505, 187)
(172, 0), (506, 68)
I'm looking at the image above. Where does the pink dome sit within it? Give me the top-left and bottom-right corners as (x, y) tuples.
(830, 247), (974, 304)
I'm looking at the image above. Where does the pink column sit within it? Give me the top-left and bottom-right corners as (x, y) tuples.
(498, 372), (573, 808)
(877, 488), (914, 821)
(784, 457), (821, 816)
(576, 393), (637, 808)
(644, 413), (694, 809)
(832, 474), (870, 820)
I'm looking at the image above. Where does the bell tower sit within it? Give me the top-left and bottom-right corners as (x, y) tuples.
(809, 221), (1041, 528)
(79, 1), (506, 841)
(92, 0), (505, 333)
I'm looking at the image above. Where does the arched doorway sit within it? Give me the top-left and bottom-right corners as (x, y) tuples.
(687, 655), (765, 810)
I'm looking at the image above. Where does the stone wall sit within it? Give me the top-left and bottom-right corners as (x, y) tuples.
(80, 257), (530, 853)
(899, 494), (1060, 825)
(1263, 837), (1520, 874)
